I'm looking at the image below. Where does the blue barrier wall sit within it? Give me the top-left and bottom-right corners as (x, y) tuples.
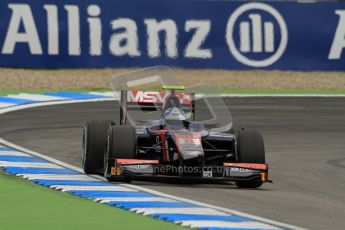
(0, 0), (345, 70)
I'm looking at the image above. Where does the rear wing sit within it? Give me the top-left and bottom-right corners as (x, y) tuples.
(120, 90), (195, 125)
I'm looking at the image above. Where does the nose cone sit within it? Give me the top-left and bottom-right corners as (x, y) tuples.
(172, 132), (204, 160)
(182, 150), (204, 160)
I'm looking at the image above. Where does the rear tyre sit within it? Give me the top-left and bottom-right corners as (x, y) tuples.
(104, 125), (137, 181)
(235, 129), (265, 188)
(82, 120), (113, 174)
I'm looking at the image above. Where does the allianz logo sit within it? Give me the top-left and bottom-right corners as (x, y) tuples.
(238, 14), (275, 54)
(0, 3), (344, 67)
(225, 3), (288, 67)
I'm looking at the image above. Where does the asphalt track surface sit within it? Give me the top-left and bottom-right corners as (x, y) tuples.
(0, 97), (344, 230)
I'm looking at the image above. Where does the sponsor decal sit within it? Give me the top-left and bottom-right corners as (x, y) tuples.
(173, 132), (204, 160)
(127, 90), (193, 105)
(136, 128), (148, 135)
(209, 132), (233, 138)
(111, 167), (116, 175)
(123, 164), (154, 174)
(224, 167), (255, 177)
(229, 167), (251, 173)
(202, 169), (213, 178)
(224, 162), (268, 170)
(116, 159), (159, 165)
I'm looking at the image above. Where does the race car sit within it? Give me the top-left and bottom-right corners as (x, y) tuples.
(82, 86), (269, 188)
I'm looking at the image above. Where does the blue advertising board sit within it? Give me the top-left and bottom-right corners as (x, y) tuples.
(0, 0), (345, 70)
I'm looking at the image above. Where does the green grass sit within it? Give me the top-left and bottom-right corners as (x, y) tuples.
(1, 88), (345, 96)
(0, 170), (184, 230)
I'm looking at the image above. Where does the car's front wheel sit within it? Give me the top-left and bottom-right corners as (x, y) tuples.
(82, 120), (113, 174)
(104, 125), (137, 181)
(235, 129), (265, 188)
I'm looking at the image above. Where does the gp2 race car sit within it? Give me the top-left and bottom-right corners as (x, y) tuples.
(82, 66), (270, 188)
(82, 84), (269, 188)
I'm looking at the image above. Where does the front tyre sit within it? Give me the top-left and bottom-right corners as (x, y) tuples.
(235, 129), (265, 188)
(82, 120), (113, 174)
(104, 125), (137, 181)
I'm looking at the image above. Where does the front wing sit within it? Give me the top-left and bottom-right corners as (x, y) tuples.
(107, 159), (270, 183)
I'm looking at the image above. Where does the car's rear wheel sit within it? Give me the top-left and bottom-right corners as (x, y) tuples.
(235, 129), (265, 188)
(104, 125), (137, 181)
(82, 120), (113, 174)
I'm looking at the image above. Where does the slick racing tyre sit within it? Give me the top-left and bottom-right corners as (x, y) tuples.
(82, 120), (113, 174)
(104, 125), (137, 181)
(236, 129), (265, 188)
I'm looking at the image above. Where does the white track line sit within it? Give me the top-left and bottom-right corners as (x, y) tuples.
(131, 207), (229, 216)
(0, 162), (63, 168)
(95, 197), (176, 203)
(207, 94), (345, 98)
(0, 97), (308, 230)
(177, 220), (281, 229)
(6, 94), (68, 101)
(51, 185), (136, 192)
(0, 102), (15, 108)
(18, 174), (97, 181)
(0, 97), (116, 115)
(88, 92), (116, 97)
(0, 151), (30, 156)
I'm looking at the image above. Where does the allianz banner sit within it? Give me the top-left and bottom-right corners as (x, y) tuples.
(0, 0), (345, 70)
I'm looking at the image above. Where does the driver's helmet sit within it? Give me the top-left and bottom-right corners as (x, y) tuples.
(162, 107), (187, 121)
